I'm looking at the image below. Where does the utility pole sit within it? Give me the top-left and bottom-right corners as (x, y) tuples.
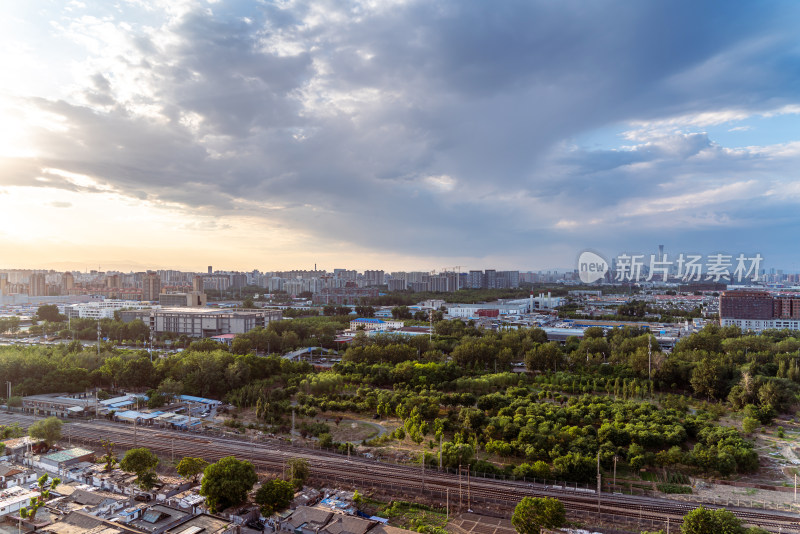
(5, 381), (10, 411)
(97, 319), (101, 355)
(421, 453), (425, 492)
(446, 488), (449, 520)
(439, 434), (443, 470)
(458, 464), (462, 511)
(467, 464), (471, 511)
(597, 451), (601, 514)
(613, 455), (617, 490)
(134, 419), (137, 447)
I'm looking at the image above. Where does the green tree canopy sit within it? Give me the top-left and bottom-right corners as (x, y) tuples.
(120, 447), (160, 490)
(511, 497), (566, 534)
(36, 305), (63, 323)
(287, 457), (310, 489)
(255, 478), (295, 515)
(19, 474), (60, 520)
(200, 456), (257, 513)
(28, 416), (62, 448)
(176, 457), (209, 484)
(681, 506), (743, 534)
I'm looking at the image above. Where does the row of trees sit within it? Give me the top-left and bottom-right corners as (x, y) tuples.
(107, 445), (310, 516)
(511, 498), (768, 534)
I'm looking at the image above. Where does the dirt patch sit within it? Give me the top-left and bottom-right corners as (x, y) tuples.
(329, 420), (380, 443)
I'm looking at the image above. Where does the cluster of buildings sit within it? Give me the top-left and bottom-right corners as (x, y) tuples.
(0, 265), (528, 307)
(20, 392), (221, 424)
(0, 438), (237, 534)
(0, 432), (416, 534)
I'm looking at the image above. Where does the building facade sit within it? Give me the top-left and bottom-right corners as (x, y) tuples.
(142, 272), (161, 302)
(719, 290), (800, 331)
(149, 308), (282, 337)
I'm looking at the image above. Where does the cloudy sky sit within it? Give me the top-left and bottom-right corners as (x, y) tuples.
(2, 0), (800, 272)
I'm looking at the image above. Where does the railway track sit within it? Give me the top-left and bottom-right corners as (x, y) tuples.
(4, 414), (799, 532)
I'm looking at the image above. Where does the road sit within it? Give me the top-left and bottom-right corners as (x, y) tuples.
(4, 413), (798, 532)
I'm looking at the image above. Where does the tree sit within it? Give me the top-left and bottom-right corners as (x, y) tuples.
(232, 337), (254, 355)
(29, 417), (62, 448)
(681, 506), (744, 534)
(525, 342), (563, 373)
(19, 474), (60, 521)
(391, 306), (413, 320)
(242, 297), (255, 309)
(176, 457), (209, 484)
(156, 377), (183, 402)
(36, 304), (63, 323)
(742, 417), (758, 435)
(200, 456), (257, 513)
(355, 306), (375, 318)
(120, 447), (160, 490)
(691, 358), (729, 400)
(440, 441), (475, 469)
(99, 440), (118, 472)
(255, 478), (295, 515)
(511, 497), (566, 534)
(287, 457), (310, 489)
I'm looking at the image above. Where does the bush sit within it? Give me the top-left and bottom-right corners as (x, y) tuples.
(742, 417), (758, 434)
(657, 483), (692, 494)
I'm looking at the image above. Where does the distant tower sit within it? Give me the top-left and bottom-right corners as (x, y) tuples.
(208, 266), (213, 275)
(142, 272), (161, 301)
(658, 244), (664, 262)
(29, 273), (47, 297)
(192, 275), (205, 292)
(62, 272), (75, 294)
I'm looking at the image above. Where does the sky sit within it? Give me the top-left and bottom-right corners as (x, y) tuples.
(2, 1), (800, 273)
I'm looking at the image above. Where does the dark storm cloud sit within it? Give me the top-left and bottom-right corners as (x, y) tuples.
(9, 0), (800, 262)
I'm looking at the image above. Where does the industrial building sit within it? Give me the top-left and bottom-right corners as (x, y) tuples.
(148, 308), (282, 338)
(22, 392), (98, 418)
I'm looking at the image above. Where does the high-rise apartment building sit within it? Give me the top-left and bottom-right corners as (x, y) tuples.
(29, 273), (47, 296)
(363, 270), (385, 286)
(468, 270), (483, 289)
(62, 272), (74, 293)
(142, 272), (161, 301)
(484, 269), (497, 289)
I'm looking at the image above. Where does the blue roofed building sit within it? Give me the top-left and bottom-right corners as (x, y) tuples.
(349, 318), (404, 332)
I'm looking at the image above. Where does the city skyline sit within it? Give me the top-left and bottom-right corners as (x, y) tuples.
(3, 2), (800, 270)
